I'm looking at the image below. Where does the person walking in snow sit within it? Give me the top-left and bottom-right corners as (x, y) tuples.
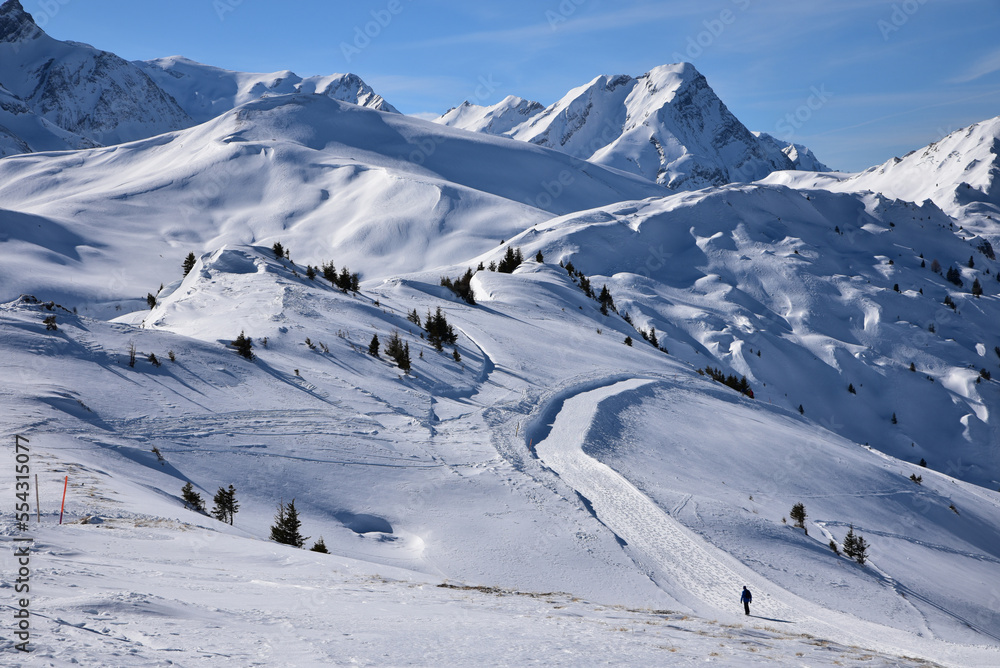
(740, 586), (752, 616)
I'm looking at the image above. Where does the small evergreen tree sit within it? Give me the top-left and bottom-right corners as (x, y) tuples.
(624, 336), (633, 346)
(128, 341), (137, 368)
(147, 293), (157, 309)
(211, 485), (239, 525)
(798, 404), (804, 415)
(148, 352), (161, 367)
(385, 332), (411, 372)
(930, 258), (941, 273)
(425, 307), (457, 351)
(535, 250), (544, 263)
(442, 268), (476, 304)
(848, 383), (856, 394)
(231, 331), (255, 360)
(272, 242), (285, 260)
(946, 266), (962, 287)
(598, 285), (615, 315)
(453, 349), (461, 363)
(497, 247), (524, 273)
(322, 262), (337, 283)
(909, 362), (916, 372)
(790, 503), (807, 533)
(968, 255), (975, 269)
(43, 315), (58, 331)
(843, 525), (868, 565)
(972, 278), (982, 297)
(181, 482), (205, 513)
(306, 265), (316, 280)
(407, 309), (422, 327)
(919, 458), (927, 467)
(368, 333), (380, 357)
(183, 252), (197, 277)
(270, 499), (307, 547)
(310, 537), (330, 553)
(891, 412), (897, 424)
(944, 294), (956, 310)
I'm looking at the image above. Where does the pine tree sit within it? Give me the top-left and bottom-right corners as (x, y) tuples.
(148, 353), (161, 367)
(972, 278), (983, 297)
(270, 499), (307, 547)
(497, 247), (523, 273)
(968, 255), (975, 269)
(535, 250), (544, 263)
(272, 242), (284, 260)
(624, 336), (633, 346)
(322, 262), (337, 284)
(181, 482), (205, 513)
(843, 525), (869, 565)
(407, 309), (421, 327)
(306, 265), (316, 280)
(231, 331), (255, 360)
(368, 333), (380, 357)
(946, 266), (962, 287)
(310, 537), (330, 553)
(798, 404), (804, 415)
(183, 252), (197, 277)
(385, 332), (411, 372)
(790, 503), (807, 533)
(425, 307), (457, 351)
(891, 412), (898, 424)
(211, 485), (239, 525)
(147, 293), (157, 309)
(598, 285), (615, 315)
(848, 383), (856, 394)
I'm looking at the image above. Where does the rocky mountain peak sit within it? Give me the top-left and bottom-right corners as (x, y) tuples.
(0, 0), (39, 44)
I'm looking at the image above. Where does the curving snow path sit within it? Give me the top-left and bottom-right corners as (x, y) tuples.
(533, 377), (999, 667)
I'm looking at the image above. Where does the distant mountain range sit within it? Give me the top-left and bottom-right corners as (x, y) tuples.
(0, 0), (828, 190)
(0, 0), (395, 153)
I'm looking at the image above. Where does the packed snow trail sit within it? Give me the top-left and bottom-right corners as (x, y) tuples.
(532, 378), (1000, 667)
(534, 378), (784, 616)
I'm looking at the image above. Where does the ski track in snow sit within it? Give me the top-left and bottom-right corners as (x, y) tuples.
(533, 377), (999, 666)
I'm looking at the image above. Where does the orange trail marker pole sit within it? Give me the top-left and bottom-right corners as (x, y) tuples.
(59, 475), (68, 525)
(35, 474), (40, 523)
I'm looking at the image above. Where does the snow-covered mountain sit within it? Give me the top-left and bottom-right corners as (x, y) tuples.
(0, 93), (663, 310)
(435, 63), (815, 191)
(437, 94), (545, 136)
(754, 130), (832, 172)
(764, 117), (1000, 229)
(3, 13), (1000, 665)
(0, 82), (97, 155)
(0, 0), (397, 155)
(0, 0), (192, 146)
(137, 55), (399, 124)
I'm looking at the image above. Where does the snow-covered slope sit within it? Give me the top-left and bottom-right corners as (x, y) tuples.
(138, 55), (399, 123)
(2, 240), (998, 665)
(0, 92), (664, 309)
(763, 117), (1000, 228)
(0, 0), (192, 146)
(498, 184), (1000, 490)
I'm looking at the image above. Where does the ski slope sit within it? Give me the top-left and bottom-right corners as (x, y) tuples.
(533, 377), (1000, 666)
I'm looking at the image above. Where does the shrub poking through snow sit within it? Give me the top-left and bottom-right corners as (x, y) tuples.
(183, 252), (196, 276)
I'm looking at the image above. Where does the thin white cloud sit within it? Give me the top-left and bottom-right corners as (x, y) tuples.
(400, 4), (703, 50)
(951, 47), (1000, 84)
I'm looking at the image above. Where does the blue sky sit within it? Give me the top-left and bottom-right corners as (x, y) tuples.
(31, 0), (1000, 171)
